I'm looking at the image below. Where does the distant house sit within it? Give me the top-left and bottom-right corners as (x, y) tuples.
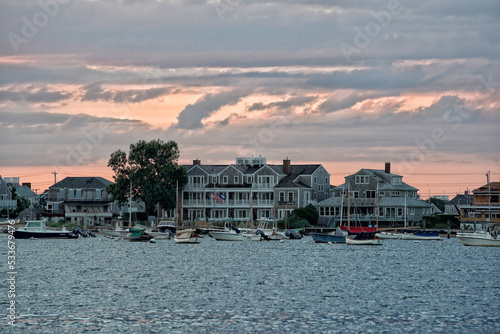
(0, 176), (17, 212)
(44, 177), (115, 226)
(445, 192), (473, 215)
(458, 182), (500, 228)
(316, 163), (434, 228)
(180, 156), (330, 222)
(4, 177), (40, 208)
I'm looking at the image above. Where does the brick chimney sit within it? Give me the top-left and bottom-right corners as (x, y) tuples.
(283, 157), (291, 175)
(385, 162), (391, 174)
(193, 159), (201, 166)
(22, 182), (32, 189)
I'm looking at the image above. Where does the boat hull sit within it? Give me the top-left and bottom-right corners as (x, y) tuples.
(310, 233), (345, 243)
(457, 232), (500, 247)
(401, 233), (442, 240)
(375, 232), (402, 239)
(174, 236), (201, 244)
(346, 237), (383, 245)
(99, 229), (130, 237)
(13, 230), (76, 239)
(209, 231), (245, 241)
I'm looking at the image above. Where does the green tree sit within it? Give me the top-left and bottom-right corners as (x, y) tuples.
(426, 197), (446, 212)
(292, 204), (319, 226)
(107, 139), (188, 215)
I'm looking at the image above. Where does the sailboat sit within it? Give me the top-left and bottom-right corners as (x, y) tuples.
(311, 186), (347, 243)
(400, 194), (441, 240)
(174, 181), (202, 244)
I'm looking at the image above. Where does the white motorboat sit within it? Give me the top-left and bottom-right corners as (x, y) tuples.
(457, 229), (500, 247)
(13, 220), (77, 239)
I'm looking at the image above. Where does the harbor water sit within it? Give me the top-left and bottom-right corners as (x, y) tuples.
(1, 236), (499, 333)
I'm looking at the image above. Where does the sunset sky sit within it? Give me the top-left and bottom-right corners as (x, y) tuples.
(1, 0), (499, 197)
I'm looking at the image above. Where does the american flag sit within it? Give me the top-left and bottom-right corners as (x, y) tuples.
(212, 192), (223, 204)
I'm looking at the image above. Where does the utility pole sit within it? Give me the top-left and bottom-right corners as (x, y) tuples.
(51, 171), (58, 185)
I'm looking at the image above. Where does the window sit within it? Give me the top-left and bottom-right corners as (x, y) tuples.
(279, 192), (285, 202)
(223, 176), (228, 184)
(397, 208), (403, 216)
(379, 191), (385, 197)
(319, 207), (325, 215)
(379, 207), (384, 217)
(314, 177), (317, 183)
(68, 189), (74, 200)
(58, 189), (65, 199)
(212, 176), (217, 184)
(234, 176), (239, 184)
(288, 192), (294, 203)
(410, 207), (415, 215)
(96, 189), (102, 200)
(391, 191), (400, 196)
(366, 190), (376, 198)
(247, 176), (252, 183)
(391, 177), (402, 185)
(351, 191), (359, 198)
(355, 175), (369, 184)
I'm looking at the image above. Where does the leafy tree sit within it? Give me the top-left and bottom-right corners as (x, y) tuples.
(292, 204), (319, 226)
(107, 139), (188, 215)
(426, 197), (446, 212)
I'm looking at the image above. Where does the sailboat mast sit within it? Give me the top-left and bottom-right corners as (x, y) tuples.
(376, 182), (379, 231)
(175, 180), (179, 230)
(347, 181), (351, 231)
(339, 186), (344, 227)
(487, 171), (491, 221)
(129, 181), (132, 228)
(404, 193), (407, 230)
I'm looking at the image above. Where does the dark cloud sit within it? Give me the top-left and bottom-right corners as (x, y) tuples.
(81, 82), (170, 103)
(0, 86), (72, 103)
(175, 90), (249, 129)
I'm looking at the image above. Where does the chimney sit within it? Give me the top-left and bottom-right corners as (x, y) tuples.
(385, 162), (391, 174)
(283, 157), (291, 175)
(193, 159), (201, 166)
(22, 182), (32, 189)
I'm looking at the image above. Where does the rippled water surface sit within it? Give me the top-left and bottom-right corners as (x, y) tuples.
(1, 235), (499, 333)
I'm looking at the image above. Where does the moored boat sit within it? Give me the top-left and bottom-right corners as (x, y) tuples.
(174, 229), (203, 244)
(310, 227), (347, 243)
(13, 220), (77, 239)
(401, 230), (442, 240)
(346, 232), (383, 245)
(125, 227), (154, 242)
(457, 229), (500, 247)
(375, 231), (402, 239)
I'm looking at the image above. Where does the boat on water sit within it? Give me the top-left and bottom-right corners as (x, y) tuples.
(13, 220), (78, 239)
(125, 227), (154, 242)
(457, 227), (500, 247)
(310, 227), (347, 243)
(174, 229), (203, 244)
(401, 230), (442, 240)
(375, 231), (402, 239)
(99, 221), (130, 238)
(210, 223), (261, 241)
(346, 232), (383, 245)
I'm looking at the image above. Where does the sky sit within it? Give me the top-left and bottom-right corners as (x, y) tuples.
(0, 0), (499, 198)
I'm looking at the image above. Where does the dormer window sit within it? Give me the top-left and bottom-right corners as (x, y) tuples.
(391, 177), (402, 185)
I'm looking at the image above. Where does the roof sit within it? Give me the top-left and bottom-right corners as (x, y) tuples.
(51, 177), (112, 189)
(13, 185), (37, 197)
(473, 182), (500, 193)
(447, 194), (473, 206)
(0, 176), (12, 196)
(274, 165), (320, 188)
(332, 168), (417, 192)
(317, 196), (433, 208)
